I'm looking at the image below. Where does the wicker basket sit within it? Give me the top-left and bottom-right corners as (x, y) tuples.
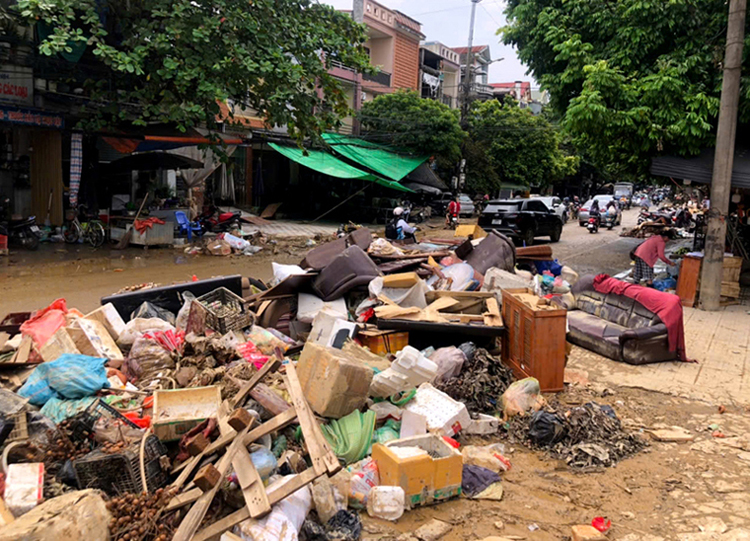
(196, 287), (253, 333)
(73, 435), (168, 495)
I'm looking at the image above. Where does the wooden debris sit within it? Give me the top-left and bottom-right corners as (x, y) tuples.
(227, 408), (254, 431)
(186, 433), (209, 457)
(194, 464), (221, 492)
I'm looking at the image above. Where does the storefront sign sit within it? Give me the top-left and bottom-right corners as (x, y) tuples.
(0, 65), (33, 106)
(0, 106), (64, 128)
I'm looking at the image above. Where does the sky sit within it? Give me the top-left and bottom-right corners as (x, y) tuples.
(320, 0), (532, 85)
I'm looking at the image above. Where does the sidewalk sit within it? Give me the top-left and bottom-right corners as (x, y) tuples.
(569, 304), (750, 406)
(244, 220), (339, 238)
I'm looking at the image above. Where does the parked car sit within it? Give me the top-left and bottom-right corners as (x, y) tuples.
(578, 195), (622, 226)
(428, 193), (454, 216)
(457, 194), (475, 218)
(532, 196), (568, 222)
(478, 199), (564, 245)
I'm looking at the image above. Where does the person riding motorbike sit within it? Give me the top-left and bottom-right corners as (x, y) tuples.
(446, 196), (461, 227)
(589, 199), (601, 227)
(392, 207), (418, 242)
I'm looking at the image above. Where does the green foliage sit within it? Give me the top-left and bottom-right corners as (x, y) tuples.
(358, 90), (465, 162)
(501, 0), (732, 179)
(16, 0), (371, 148)
(466, 100), (577, 193)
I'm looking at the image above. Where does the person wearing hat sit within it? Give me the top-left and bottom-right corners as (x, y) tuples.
(392, 206), (417, 242)
(633, 229), (676, 286)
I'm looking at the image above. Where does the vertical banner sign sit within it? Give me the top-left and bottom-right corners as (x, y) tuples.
(70, 133), (83, 207)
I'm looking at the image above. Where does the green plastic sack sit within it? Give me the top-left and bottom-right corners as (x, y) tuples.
(321, 410), (376, 465)
(373, 419), (401, 445)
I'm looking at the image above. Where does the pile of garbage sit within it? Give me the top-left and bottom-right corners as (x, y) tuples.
(0, 225), (642, 540)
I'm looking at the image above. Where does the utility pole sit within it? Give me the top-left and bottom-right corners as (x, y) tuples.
(700, 0), (746, 311)
(461, 0), (482, 123)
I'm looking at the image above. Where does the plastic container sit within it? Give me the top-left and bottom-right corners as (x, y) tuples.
(367, 485), (405, 521)
(348, 457), (379, 508)
(403, 383), (471, 437)
(196, 287), (253, 333)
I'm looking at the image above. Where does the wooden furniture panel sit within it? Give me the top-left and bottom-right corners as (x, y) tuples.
(501, 289), (567, 392)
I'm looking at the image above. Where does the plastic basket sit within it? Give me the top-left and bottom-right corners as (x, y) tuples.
(66, 399), (140, 445)
(6, 411), (28, 443)
(197, 287), (253, 333)
(73, 435), (168, 495)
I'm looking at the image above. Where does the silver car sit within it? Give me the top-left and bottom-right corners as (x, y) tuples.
(532, 196), (568, 222)
(578, 195), (622, 226)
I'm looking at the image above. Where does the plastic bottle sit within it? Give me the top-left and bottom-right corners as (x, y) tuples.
(366, 485), (405, 521)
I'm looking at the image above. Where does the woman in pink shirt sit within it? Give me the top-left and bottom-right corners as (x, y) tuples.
(633, 230), (676, 286)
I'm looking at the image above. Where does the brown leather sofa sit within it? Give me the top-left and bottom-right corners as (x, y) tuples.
(560, 275), (677, 365)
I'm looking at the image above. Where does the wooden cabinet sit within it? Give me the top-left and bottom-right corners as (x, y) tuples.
(676, 255), (742, 307)
(501, 289), (567, 392)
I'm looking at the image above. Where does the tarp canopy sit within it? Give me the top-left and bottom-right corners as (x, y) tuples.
(405, 163), (450, 191)
(322, 133), (428, 182)
(268, 143), (413, 193)
(651, 147), (750, 189)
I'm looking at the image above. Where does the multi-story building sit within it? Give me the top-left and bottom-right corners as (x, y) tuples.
(419, 41), (460, 109)
(453, 44), (494, 101)
(329, 0), (424, 133)
(490, 82), (549, 115)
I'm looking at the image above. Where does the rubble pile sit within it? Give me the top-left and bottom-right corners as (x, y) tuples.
(0, 224), (650, 540)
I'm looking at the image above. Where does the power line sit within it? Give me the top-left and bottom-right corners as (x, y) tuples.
(479, 3), (503, 27)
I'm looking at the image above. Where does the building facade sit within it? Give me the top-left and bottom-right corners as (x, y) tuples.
(330, 0), (424, 133)
(453, 45), (494, 102)
(419, 41), (460, 109)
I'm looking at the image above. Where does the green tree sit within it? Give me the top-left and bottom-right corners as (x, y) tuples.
(501, 0), (733, 179)
(358, 90), (465, 163)
(16, 0), (371, 147)
(466, 99), (577, 193)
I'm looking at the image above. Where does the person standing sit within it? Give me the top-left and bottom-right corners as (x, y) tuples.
(633, 230), (676, 286)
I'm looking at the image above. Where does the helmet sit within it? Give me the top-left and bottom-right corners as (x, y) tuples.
(393, 207), (404, 216)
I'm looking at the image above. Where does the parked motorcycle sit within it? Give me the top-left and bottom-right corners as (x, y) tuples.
(587, 214), (600, 234)
(0, 197), (41, 250)
(197, 205), (242, 233)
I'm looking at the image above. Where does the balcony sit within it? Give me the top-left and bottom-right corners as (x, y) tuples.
(441, 95), (453, 108)
(470, 82), (494, 98)
(363, 69), (391, 88)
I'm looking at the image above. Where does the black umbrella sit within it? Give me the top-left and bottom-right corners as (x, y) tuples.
(103, 152), (204, 172)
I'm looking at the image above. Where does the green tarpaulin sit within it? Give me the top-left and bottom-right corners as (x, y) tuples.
(322, 133), (428, 182)
(269, 143), (413, 193)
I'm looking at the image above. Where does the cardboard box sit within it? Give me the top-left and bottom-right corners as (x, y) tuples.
(372, 434), (463, 509)
(297, 342), (373, 419)
(382, 272), (421, 289)
(454, 224), (487, 239)
(85, 303), (126, 341)
(152, 386), (221, 441)
(66, 318), (124, 363)
(358, 329), (408, 356)
(40, 328), (80, 362)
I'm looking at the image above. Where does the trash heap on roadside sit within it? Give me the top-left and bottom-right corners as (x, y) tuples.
(0, 226), (648, 541)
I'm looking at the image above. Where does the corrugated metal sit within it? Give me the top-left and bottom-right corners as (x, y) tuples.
(650, 147), (750, 189)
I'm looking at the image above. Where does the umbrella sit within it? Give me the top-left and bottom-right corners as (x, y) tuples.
(102, 152), (204, 172)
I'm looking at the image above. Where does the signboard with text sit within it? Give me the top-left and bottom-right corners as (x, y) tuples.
(0, 65), (33, 106)
(0, 106), (64, 129)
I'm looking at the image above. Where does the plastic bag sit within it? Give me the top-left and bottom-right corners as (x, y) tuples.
(40, 396), (98, 423)
(372, 419), (401, 445)
(250, 447), (278, 481)
(528, 410), (567, 446)
(272, 262), (306, 285)
(130, 302), (176, 325)
(245, 325), (290, 355)
(429, 347), (466, 383)
(368, 276), (429, 309)
(458, 341), (477, 362)
(20, 298), (68, 349)
(235, 475), (312, 541)
(347, 458), (379, 509)
(462, 464), (501, 498)
(18, 354), (110, 406)
(175, 292), (196, 331)
(440, 263), (475, 291)
(462, 444), (512, 473)
(123, 336), (175, 383)
(220, 232), (251, 251)
(311, 477), (347, 524)
(500, 377), (546, 421)
(117, 318), (176, 348)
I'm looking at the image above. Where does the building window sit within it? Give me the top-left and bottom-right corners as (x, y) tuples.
(366, 3), (371, 12)
(374, 7), (379, 16)
(388, 14), (392, 23)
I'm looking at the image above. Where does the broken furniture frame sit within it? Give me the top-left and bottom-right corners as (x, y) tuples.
(167, 356), (341, 541)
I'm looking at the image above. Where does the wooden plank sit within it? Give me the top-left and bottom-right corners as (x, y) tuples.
(284, 362), (340, 475)
(192, 468), (319, 541)
(232, 444), (272, 518)
(11, 335), (32, 364)
(249, 383), (291, 415)
(171, 424), (253, 541)
(241, 407), (298, 447)
(231, 357), (282, 408)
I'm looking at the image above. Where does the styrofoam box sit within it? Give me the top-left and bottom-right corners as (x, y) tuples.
(403, 383), (471, 437)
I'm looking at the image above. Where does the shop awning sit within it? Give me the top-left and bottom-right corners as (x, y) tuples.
(268, 143), (413, 193)
(103, 126), (243, 154)
(651, 147), (750, 189)
(321, 133), (428, 182)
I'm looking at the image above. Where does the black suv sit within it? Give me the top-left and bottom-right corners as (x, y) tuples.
(478, 199), (563, 245)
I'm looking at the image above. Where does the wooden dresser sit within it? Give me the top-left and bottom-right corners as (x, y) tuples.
(501, 288), (567, 392)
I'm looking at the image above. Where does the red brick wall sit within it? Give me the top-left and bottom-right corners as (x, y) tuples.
(393, 33), (419, 90)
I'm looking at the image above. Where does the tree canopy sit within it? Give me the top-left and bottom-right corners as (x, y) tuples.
(466, 99), (577, 193)
(358, 90), (465, 163)
(16, 0), (371, 144)
(502, 0), (736, 180)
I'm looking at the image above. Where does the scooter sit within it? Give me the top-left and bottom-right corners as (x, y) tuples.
(0, 198), (41, 250)
(447, 212), (459, 230)
(603, 213), (616, 230)
(587, 214), (600, 234)
(197, 205), (242, 233)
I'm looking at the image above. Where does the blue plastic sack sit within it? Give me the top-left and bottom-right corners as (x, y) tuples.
(534, 259), (563, 276)
(653, 277), (677, 292)
(18, 354), (110, 406)
(40, 396), (98, 423)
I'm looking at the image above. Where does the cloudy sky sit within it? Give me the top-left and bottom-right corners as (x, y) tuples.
(320, 0), (531, 84)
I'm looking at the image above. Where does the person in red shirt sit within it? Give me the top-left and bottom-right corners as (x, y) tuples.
(446, 196), (461, 226)
(633, 230), (676, 286)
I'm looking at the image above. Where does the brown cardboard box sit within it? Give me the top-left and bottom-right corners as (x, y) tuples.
(66, 318), (124, 363)
(40, 328), (80, 362)
(84, 303), (126, 341)
(382, 272), (421, 289)
(297, 342), (373, 419)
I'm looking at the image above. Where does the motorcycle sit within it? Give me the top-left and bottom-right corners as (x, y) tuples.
(0, 198), (41, 250)
(603, 212), (616, 230)
(570, 201), (580, 220)
(197, 205), (243, 234)
(447, 212), (459, 230)
(587, 214), (600, 234)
